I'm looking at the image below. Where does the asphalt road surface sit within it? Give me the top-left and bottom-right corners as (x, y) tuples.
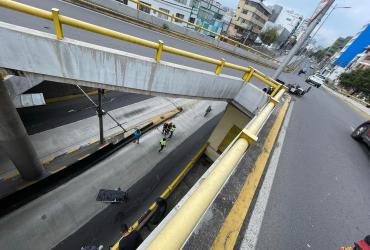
(54, 113), (222, 250)
(18, 91), (151, 135)
(253, 72), (370, 249)
(1, 2), (369, 249)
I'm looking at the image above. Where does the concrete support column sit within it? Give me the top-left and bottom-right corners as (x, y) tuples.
(0, 80), (44, 180)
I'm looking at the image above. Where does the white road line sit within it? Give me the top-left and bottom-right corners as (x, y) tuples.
(239, 102), (294, 250)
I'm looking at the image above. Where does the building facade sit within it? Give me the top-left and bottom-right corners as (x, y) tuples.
(268, 4), (283, 23)
(227, 0), (271, 43)
(194, 0), (226, 36)
(274, 8), (303, 33)
(324, 23), (370, 84)
(335, 23), (370, 68)
(347, 46), (370, 71)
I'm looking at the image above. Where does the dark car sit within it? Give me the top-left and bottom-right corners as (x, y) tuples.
(351, 121), (370, 147)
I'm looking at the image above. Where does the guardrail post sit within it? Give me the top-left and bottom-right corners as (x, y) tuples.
(215, 58), (225, 75)
(171, 14), (175, 22)
(155, 40), (164, 62)
(242, 68), (254, 82)
(136, 1), (140, 10)
(51, 8), (63, 40)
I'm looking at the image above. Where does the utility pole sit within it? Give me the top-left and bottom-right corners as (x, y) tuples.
(97, 89), (104, 145)
(273, 0), (336, 79)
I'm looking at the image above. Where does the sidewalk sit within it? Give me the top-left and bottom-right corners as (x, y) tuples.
(323, 84), (370, 118)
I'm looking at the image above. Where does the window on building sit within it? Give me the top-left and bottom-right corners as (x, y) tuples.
(158, 8), (170, 20)
(174, 0), (187, 4)
(286, 17), (292, 21)
(189, 17), (196, 23)
(175, 13), (185, 22)
(138, 1), (151, 14)
(365, 55), (370, 61)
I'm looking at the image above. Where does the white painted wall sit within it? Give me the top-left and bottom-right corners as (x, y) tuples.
(274, 8), (302, 33)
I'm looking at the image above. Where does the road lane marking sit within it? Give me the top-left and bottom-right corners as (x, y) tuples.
(240, 102), (294, 250)
(211, 97), (292, 250)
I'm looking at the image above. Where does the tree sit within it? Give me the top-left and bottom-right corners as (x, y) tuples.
(312, 48), (328, 61)
(259, 28), (278, 46)
(339, 69), (370, 98)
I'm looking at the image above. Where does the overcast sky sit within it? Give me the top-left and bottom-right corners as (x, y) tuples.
(221, 0), (369, 47)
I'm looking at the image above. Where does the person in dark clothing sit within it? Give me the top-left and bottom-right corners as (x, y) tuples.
(118, 224), (143, 250)
(133, 129), (141, 144)
(162, 122), (168, 134)
(149, 198), (167, 225)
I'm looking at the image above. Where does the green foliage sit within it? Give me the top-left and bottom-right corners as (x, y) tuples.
(259, 28), (278, 46)
(162, 23), (169, 30)
(312, 48), (328, 61)
(339, 69), (370, 98)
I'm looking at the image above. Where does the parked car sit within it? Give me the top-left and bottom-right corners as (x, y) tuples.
(306, 74), (325, 88)
(351, 121), (370, 147)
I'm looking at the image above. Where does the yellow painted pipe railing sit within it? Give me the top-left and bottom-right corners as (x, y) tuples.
(144, 87), (286, 249)
(110, 143), (209, 250)
(0, 0), (281, 90)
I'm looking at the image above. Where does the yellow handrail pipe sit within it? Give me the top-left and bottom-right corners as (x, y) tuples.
(0, 0), (283, 92)
(146, 88), (286, 249)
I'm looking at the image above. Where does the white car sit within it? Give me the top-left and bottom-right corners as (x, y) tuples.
(306, 74), (325, 88)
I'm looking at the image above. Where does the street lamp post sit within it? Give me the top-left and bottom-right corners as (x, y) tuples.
(311, 4), (351, 40)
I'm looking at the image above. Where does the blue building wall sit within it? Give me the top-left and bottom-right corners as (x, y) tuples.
(335, 23), (370, 68)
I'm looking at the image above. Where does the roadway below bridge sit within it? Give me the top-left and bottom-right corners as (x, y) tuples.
(1, 1), (369, 248)
(18, 90), (151, 135)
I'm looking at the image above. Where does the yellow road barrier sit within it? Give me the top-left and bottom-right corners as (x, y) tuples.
(110, 143), (209, 250)
(0, 0), (282, 92)
(145, 88), (286, 249)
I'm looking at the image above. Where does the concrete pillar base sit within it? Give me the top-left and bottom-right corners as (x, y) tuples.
(0, 80), (44, 180)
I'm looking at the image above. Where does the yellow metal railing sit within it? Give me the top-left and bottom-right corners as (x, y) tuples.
(127, 0), (281, 64)
(0, 0), (283, 92)
(110, 142), (209, 250)
(144, 88), (287, 249)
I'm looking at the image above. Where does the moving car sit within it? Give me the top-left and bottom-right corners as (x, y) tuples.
(351, 121), (370, 147)
(286, 84), (308, 96)
(306, 74), (325, 88)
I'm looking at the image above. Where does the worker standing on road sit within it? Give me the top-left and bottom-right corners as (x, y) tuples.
(118, 224), (142, 250)
(133, 128), (141, 144)
(169, 125), (176, 138)
(162, 122), (168, 134)
(165, 122), (172, 136)
(158, 138), (167, 152)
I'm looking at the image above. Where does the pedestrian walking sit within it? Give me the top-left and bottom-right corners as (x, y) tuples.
(165, 122), (172, 136)
(133, 128), (141, 144)
(158, 138), (167, 152)
(162, 122), (168, 134)
(169, 124), (176, 138)
(118, 224), (143, 250)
